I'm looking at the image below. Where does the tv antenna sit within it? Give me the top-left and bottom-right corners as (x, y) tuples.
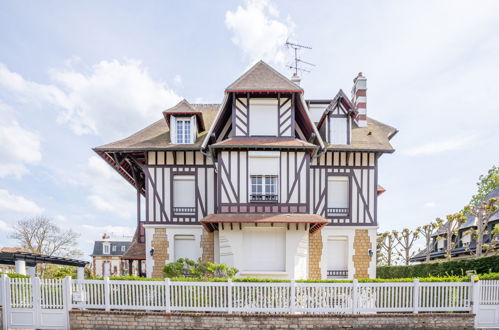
(285, 40), (315, 75)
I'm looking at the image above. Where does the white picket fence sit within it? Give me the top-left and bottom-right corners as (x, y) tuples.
(69, 278), (475, 314)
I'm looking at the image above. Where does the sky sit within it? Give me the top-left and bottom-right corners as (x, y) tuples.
(0, 0), (498, 260)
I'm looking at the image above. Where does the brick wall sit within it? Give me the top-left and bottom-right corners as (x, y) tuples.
(308, 230), (323, 280)
(151, 227), (169, 278)
(200, 228), (214, 263)
(353, 229), (372, 278)
(69, 310), (474, 329)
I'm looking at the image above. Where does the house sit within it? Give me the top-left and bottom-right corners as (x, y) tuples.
(411, 187), (499, 262)
(91, 234), (132, 277)
(94, 61), (397, 279)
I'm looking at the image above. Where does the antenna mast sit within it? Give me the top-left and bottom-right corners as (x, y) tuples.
(285, 40), (315, 75)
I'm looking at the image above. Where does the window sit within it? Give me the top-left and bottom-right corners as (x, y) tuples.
(112, 245), (116, 252)
(249, 98), (278, 136)
(103, 244), (110, 255)
(121, 246), (126, 252)
(250, 175), (278, 201)
(176, 118), (192, 144)
(327, 176), (349, 216)
(173, 175), (196, 215)
(174, 235), (197, 261)
(243, 228), (285, 272)
(330, 116), (348, 145)
(327, 237), (348, 278)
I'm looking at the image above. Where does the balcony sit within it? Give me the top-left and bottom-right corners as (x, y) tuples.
(250, 194), (278, 202)
(173, 207), (196, 217)
(327, 269), (348, 279)
(327, 208), (349, 217)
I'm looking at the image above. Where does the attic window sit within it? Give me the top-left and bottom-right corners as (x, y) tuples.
(175, 117), (192, 144)
(103, 244), (110, 255)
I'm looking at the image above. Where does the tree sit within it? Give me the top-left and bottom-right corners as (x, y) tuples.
(416, 220), (441, 262)
(469, 166), (499, 207)
(393, 228), (420, 265)
(464, 197), (499, 257)
(438, 213), (467, 260)
(377, 231), (399, 266)
(10, 216), (82, 258)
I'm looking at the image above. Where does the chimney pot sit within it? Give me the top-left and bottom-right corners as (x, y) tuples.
(291, 73), (301, 86)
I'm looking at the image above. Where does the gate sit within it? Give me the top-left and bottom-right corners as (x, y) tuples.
(477, 280), (499, 328)
(1, 276), (69, 329)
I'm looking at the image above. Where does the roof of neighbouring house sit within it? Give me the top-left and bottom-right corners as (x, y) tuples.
(225, 60), (303, 93)
(200, 213), (329, 233)
(93, 104), (219, 151)
(91, 241), (132, 257)
(121, 241), (145, 260)
(1, 247), (29, 253)
(461, 186), (499, 229)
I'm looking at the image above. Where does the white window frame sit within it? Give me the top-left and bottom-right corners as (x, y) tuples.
(103, 244), (110, 255)
(121, 246), (126, 252)
(327, 175), (350, 217)
(173, 175), (196, 215)
(175, 117), (193, 144)
(250, 175), (278, 202)
(112, 245), (116, 252)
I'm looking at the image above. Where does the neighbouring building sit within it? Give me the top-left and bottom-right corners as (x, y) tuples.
(91, 234), (133, 277)
(411, 187), (499, 262)
(94, 61), (397, 279)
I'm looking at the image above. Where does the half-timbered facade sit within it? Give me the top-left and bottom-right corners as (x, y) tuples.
(95, 61), (397, 279)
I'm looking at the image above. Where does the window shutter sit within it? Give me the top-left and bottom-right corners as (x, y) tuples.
(249, 98), (278, 136)
(171, 116), (177, 144)
(242, 228), (285, 271)
(327, 176), (349, 208)
(174, 235), (197, 261)
(330, 117), (348, 144)
(173, 175), (195, 207)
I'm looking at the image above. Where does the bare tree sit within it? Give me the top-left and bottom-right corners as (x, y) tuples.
(464, 197), (499, 257)
(393, 228), (420, 265)
(416, 220), (441, 262)
(10, 216), (82, 257)
(377, 231), (400, 266)
(438, 213), (467, 260)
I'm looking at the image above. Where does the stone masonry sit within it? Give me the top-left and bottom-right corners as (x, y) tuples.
(308, 229), (323, 280)
(69, 311), (474, 329)
(353, 229), (372, 278)
(200, 228), (214, 263)
(151, 227), (169, 278)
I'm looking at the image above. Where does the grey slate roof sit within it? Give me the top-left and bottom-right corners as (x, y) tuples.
(91, 241), (132, 257)
(225, 61), (302, 92)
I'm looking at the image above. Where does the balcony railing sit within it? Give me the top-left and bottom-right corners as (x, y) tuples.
(250, 194), (278, 202)
(327, 269), (348, 278)
(173, 207), (196, 216)
(327, 208), (349, 217)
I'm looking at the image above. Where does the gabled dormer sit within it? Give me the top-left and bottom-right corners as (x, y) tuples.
(316, 90), (356, 145)
(163, 99), (205, 144)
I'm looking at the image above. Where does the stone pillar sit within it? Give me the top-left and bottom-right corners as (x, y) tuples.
(15, 259), (26, 275)
(353, 229), (372, 278)
(151, 227), (169, 278)
(200, 228), (214, 263)
(308, 230), (323, 280)
(77, 267), (85, 279)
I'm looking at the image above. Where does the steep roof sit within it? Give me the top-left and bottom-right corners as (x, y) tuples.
(226, 61), (302, 92)
(94, 104), (219, 151)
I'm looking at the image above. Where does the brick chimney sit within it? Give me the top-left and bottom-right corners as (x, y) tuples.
(352, 72), (367, 127)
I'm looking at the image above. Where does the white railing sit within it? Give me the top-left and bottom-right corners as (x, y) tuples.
(69, 278), (476, 314)
(480, 280), (499, 305)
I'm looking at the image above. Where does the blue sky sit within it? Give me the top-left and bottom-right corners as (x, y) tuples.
(0, 0), (498, 260)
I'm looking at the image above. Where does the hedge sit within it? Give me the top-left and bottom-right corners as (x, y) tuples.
(377, 254), (499, 279)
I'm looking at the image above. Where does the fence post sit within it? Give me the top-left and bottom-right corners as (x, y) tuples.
(352, 279), (358, 314)
(64, 276), (72, 312)
(104, 276), (110, 311)
(290, 280), (296, 314)
(471, 275), (480, 319)
(413, 279), (420, 314)
(227, 279), (233, 314)
(1, 275), (8, 330)
(164, 278), (171, 313)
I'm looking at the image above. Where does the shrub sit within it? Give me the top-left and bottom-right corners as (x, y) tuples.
(377, 254), (499, 279)
(0, 273), (29, 278)
(163, 258), (238, 279)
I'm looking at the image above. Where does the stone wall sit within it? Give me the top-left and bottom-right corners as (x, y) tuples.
(308, 229), (323, 280)
(69, 311), (474, 329)
(151, 227), (169, 278)
(353, 229), (372, 278)
(200, 228), (214, 263)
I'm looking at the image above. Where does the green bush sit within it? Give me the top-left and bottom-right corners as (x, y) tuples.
(163, 258), (238, 279)
(377, 254), (499, 279)
(0, 273), (29, 278)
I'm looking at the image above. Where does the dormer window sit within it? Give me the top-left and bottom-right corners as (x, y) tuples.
(175, 117), (192, 144)
(330, 115), (350, 145)
(103, 243), (110, 255)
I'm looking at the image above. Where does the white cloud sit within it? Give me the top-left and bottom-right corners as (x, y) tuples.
(0, 220), (13, 232)
(225, 0), (293, 66)
(0, 189), (43, 214)
(81, 224), (134, 240)
(0, 102), (42, 178)
(84, 156), (135, 219)
(424, 202), (436, 208)
(404, 136), (475, 157)
(173, 74), (183, 87)
(0, 60), (182, 140)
